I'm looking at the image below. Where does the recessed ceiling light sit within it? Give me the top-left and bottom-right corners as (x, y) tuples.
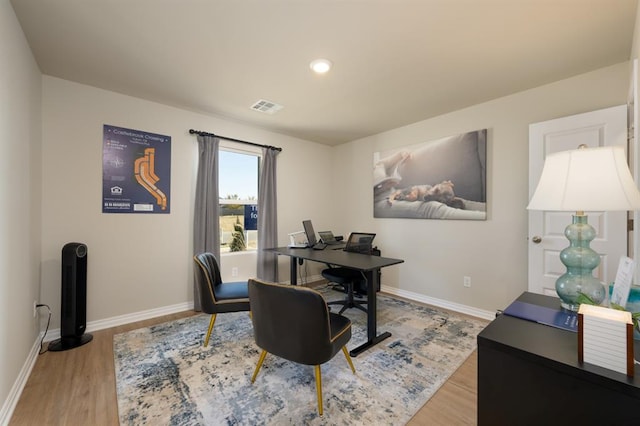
(310, 58), (332, 74)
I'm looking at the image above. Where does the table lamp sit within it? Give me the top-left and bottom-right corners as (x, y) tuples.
(527, 145), (640, 311)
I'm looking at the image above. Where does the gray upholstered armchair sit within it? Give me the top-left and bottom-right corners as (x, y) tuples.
(248, 278), (355, 416)
(193, 252), (250, 347)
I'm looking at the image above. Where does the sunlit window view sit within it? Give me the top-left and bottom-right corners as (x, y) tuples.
(219, 149), (259, 253)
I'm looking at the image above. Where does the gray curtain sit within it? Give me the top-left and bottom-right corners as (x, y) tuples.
(257, 147), (280, 281)
(193, 135), (220, 311)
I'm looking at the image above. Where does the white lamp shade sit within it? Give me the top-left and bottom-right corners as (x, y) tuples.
(527, 146), (640, 212)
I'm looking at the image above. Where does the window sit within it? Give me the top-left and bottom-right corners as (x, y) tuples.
(219, 148), (260, 253)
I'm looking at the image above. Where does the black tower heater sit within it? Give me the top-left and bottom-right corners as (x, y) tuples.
(48, 242), (93, 351)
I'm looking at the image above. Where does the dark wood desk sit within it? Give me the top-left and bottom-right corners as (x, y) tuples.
(265, 247), (404, 357)
(478, 292), (640, 425)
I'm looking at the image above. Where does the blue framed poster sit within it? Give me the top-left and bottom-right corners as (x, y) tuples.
(102, 124), (171, 214)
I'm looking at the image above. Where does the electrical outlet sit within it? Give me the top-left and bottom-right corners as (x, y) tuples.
(232, 267), (239, 277)
(463, 276), (471, 288)
(33, 300), (37, 318)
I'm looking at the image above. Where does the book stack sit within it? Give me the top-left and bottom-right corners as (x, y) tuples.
(578, 304), (634, 377)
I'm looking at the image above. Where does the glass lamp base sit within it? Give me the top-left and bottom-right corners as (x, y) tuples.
(556, 214), (605, 311)
(556, 273), (605, 311)
(560, 300), (603, 312)
(560, 301), (580, 312)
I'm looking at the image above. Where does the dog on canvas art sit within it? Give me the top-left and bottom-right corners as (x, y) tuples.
(387, 180), (465, 209)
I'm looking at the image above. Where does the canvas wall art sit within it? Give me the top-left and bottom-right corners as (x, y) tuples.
(373, 129), (487, 220)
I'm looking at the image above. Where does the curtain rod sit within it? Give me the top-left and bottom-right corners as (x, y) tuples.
(189, 129), (282, 152)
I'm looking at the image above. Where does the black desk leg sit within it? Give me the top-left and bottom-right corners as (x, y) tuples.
(349, 269), (391, 357)
(289, 257), (298, 285)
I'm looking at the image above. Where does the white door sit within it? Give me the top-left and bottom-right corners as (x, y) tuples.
(629, 59), (639, 285)
(528, 105), (628, 296)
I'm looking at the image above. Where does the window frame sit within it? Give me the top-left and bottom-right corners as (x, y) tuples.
(218, 143), (261, 254)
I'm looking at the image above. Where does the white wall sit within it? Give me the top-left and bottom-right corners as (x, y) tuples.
(333, 62), (631, 312)
(0, 0), (42, 420)
(40, 76), (333, 328)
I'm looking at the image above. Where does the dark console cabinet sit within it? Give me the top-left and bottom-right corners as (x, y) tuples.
(477, 292), (640, 425)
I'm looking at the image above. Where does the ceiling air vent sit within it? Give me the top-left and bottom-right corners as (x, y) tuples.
(250, 99), (283, 115)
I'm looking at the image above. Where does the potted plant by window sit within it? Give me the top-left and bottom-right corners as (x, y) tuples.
(229, 218), (246, 252)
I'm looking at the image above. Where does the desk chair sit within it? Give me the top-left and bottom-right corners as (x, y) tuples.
(193, 252), (250, 347)
(248, 278), (355, 416)
(322, 233), (378, 314)
(322, 267), (367, 314)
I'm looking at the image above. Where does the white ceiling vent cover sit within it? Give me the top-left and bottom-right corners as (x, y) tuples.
(250, 99), (283, 114)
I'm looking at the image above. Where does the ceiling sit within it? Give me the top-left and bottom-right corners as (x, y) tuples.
(10, 0), (638, 146)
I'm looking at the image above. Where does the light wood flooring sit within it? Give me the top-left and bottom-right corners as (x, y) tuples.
(10, 308), (479, 425)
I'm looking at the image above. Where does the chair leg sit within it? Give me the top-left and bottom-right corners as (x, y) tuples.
(342, 346), (356, 374)
(353, 302), (368, 314)
(314, 365), (323, 416)
(251, 350), (268, 383)
(328, 281), (367, 314)
(203, 314), (217, 347)
(346, 282), (355, 305)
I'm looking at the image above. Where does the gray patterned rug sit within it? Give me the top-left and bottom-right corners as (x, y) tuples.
(114, 286), (486, 425)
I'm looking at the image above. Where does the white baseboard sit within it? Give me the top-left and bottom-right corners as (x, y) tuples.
(85, 301), (194, 334)
(0, 335), (42, 426)
(381, 285), (496, 321)
(280, 274), (323, 286)
(42, 301), (194, 342)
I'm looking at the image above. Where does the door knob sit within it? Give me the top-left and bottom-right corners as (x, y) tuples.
(532, 236), (542, 244)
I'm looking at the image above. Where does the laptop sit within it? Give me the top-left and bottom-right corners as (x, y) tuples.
(318, 231), (342, 245)
(344, 232), (376, 253)
(302, 220), (323, 249)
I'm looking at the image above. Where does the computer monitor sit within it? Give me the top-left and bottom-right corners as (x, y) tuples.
(302, 220), (317, 247)
(344, 232), (376, 253)
(318, 231), (337, 244)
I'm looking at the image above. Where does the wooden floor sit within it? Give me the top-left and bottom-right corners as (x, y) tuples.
(10, 310), (479, 425)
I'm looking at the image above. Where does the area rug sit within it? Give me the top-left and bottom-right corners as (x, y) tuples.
(114, 286), (487, 425)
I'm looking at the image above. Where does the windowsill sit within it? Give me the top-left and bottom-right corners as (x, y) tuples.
(221, 250), (258, 256)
